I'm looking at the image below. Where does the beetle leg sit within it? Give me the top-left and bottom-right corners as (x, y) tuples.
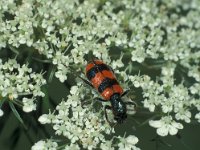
(121, 89), (130, 97)
(104, 105), (113, 125)
(82, 97), (107, 108)
(94, 97), (108, 102)
(124, 101), (137, 107)
(81, 100), (90, 108)
(92, 59), (96, 64)
(78, 75), (93, 88)
(107, 65), (114, 74)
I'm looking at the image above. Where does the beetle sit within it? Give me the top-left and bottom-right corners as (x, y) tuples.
(80, 59), (135, 124)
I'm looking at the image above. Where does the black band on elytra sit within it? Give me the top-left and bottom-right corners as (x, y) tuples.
(86, 64), (110, 80)
(98, 78), (118, 93)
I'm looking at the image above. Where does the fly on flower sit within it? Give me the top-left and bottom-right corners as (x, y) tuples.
(80, 59), (136, 124)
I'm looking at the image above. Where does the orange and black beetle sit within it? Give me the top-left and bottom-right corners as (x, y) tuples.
(80, 60), (135, 124)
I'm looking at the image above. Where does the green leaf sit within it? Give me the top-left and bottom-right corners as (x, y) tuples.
(8, 45), (19, 55)
(8, 101), (27, 129)
(42, 85), (50, 112)
(159, 138), (172, 147)
(32, 57), (51, 63)
(0, 97), (6, 108)
(176, 133), (193, 150)
(47, 65), (56, 83)
(139, 114), (159, 127)
(10, 127), (20, 149)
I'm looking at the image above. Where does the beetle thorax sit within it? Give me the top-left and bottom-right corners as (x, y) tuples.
(110, 93), (127, 123)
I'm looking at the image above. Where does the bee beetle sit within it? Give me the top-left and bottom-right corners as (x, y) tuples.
(80, 59), (135, 124)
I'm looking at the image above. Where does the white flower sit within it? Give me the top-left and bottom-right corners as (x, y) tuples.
(0, 109), (4, 117)
(131, 49), (146, 63)
(175, 109), (191, 123)
(70, 86), (79, 95)
(195, 113), (200, 123)
(38, 114), (51, 124)
(161, 97), (174, 113)
(55, 70), (67, 83)
(188, 66), (200, 81)
(161, 64), (176, 76)
(64, 143), (80, 150)
(32, 140), (46, 150)
(189, 83), (200, 95)
(143, 99), (156, 112)
(105, 38), (111, 46)
(111, 56), (124, 69)
(118, 135), (140, 150)
(22, 98), (36, 112)
(100, 141), (114, 150)
(149, 116), (183, 136)
(126, 135), (139, 145)
(31, 140), (58, 150)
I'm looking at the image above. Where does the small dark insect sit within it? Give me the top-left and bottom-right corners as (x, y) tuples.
(80, 59), (135, 124)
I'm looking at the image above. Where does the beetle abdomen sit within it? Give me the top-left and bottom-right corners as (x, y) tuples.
(86, 60), (123, 100)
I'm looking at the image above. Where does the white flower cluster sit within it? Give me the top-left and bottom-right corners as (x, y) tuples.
(125, 0), (200, 102)
(1, 0), (200, 147)
(123, 0), (200, 134)
(35, 84), (140, 150)
(127, 63), (200, 136)
(127, 0), (200, 65)
(0, 0), (133, 82)
(0, 59), (46, 113)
